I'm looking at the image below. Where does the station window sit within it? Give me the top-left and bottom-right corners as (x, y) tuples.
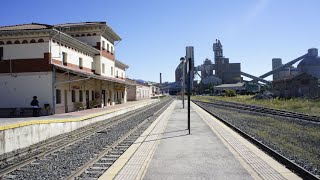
(107, 44), (109, 52)
(62, 52), (67, 65)
(102, 63), (105, 73)
(72, 90), (76, 102)
(111, 46), (113, 53)
(102, 41), (105, 50)
(79, 58), (83, 69)
(79, 90), (83, 102)
(111, 67), (113, 76)
(56, 89), (61, 104)
(92, 90), (95, 100)
(116, 70), (118, 77)
(0, 47), (3, 61)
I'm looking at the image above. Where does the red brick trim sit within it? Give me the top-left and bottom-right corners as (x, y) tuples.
(0, 59), (52, 73)
(94, 42), (115, 61)
(52, 59), (92, 73)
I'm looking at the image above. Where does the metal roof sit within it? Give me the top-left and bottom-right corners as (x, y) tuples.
(0, 23), (52, 31)
(54, 65), (129, 85)
(54, 22), (121, 41)
(215, 82), (245, 88)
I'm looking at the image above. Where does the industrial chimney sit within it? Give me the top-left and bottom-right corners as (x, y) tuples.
(160, 73), (162, 85)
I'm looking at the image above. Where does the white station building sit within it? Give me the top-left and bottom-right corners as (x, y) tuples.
(0, 22), (129, 115)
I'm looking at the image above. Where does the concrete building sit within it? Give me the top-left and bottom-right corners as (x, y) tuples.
(272, 73), (320, 98)
(195, 40), (241, 84)
(272, 58), (298, 81)
(0, 22), (129, 116)
(126, 79), (151, 101)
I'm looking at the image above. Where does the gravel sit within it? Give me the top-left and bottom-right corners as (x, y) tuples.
(197, 102), (320, 177)
(3, 98), (172, 180)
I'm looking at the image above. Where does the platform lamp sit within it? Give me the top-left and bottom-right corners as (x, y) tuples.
(180, 57), (186, 109)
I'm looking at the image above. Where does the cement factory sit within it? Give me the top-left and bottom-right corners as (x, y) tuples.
(162, 39), (320, 99)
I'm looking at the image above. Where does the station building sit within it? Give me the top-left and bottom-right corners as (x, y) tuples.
(0, 22), (129, 115)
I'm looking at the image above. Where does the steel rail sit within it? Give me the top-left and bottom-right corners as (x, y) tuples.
(192, 100), (320, 123)
(193, 101), (320, 180)
(66, 98), (174, 179)
(0, 99), (168, 178)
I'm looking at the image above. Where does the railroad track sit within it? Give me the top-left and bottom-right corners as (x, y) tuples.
(193, 101), (320, 180)
(192, 100), (320, 123)
(1, 97), (173, 180)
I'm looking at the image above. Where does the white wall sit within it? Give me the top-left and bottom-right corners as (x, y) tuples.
(101, 36), (114, 53)
(51, 41), (94, 69)
(1, 43), (49, 60)
(0, 72), (53, 108)
(115, 67), (125, 79)
(99, 56), (115, 77)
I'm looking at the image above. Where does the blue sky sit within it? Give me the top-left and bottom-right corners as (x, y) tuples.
(1, 0), (319, 82)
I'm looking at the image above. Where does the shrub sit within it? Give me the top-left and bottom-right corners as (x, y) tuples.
(225, 90), (236, 97)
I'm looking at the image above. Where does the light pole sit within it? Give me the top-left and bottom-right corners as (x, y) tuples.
(180, 57), (186, 108)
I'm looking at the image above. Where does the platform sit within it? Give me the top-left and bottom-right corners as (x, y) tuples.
(0, 99), (158, 155)
(99, 100), (301, 180)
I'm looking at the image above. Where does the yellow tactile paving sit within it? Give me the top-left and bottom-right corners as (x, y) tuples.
(0, 100), (158, 131)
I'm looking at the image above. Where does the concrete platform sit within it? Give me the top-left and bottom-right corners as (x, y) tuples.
(0, 99), (158, 155)
(99, 100), (301, 180)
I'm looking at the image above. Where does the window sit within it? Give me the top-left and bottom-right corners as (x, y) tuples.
(111, 67), (113, 76)
(102, 63), (105, 73)
(62, 52), (67, 65)
(122, 92), (124, 98)
(72, 90), (75, 102)
(102, 41), (105, 49)
(79, 90), (83, 102)
(111, 46), (113, 53)
(116, 70), (118, 77)
(91, 62), (95, 71)
(0, 47), (3, 61)
(38, 39), (44, 43)
(107, 44), (109, 52)
(30, 39), (36, 43)
(92, 90), (95, 100)
(79, 58), (83, 69)
(56, 89), (61, 104)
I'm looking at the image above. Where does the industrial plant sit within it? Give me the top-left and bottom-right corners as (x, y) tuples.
(164, 39), (320, 98)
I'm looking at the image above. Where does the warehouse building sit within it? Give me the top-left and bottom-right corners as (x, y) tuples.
(0, 22), (129, 116)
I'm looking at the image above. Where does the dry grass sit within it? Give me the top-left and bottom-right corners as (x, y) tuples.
(192, 95), (320, 116)
(213, 107), (320, 173)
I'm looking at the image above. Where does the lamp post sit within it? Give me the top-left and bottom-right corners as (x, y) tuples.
(180, 57), (186, 108)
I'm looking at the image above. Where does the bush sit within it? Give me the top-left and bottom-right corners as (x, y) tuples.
(225, 90), (236, 97)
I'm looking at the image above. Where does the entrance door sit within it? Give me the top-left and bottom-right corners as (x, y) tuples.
(86, 90), (90, 109)
(64, 90), (68, 113)
(102, 90), (106, 105)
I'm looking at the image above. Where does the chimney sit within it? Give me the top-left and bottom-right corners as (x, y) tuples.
(160, 73), (162, 85)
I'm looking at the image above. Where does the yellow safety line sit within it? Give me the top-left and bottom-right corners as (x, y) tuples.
(0, 101), (154, 131)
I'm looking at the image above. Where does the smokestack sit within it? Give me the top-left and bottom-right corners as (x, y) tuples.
(160, 73), (162, 85)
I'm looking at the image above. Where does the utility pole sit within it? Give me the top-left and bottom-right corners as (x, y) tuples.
(187, 57), (191, 134)
(180, 57), (186, 108)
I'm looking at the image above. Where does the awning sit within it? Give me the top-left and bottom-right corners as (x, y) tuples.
(54, 64), (130, 85)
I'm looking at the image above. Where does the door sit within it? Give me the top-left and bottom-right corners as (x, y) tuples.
(86, 90), (90, 109)
(64, 90), (68, 113)
(102, 90), (106, 105)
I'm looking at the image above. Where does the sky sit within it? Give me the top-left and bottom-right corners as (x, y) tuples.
(1, 0), (320, 82)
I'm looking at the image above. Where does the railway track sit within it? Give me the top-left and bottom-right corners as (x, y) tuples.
(193, 100), (320, 180)
(0, 97), (173, 180)
(192, 100), (320, 123)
